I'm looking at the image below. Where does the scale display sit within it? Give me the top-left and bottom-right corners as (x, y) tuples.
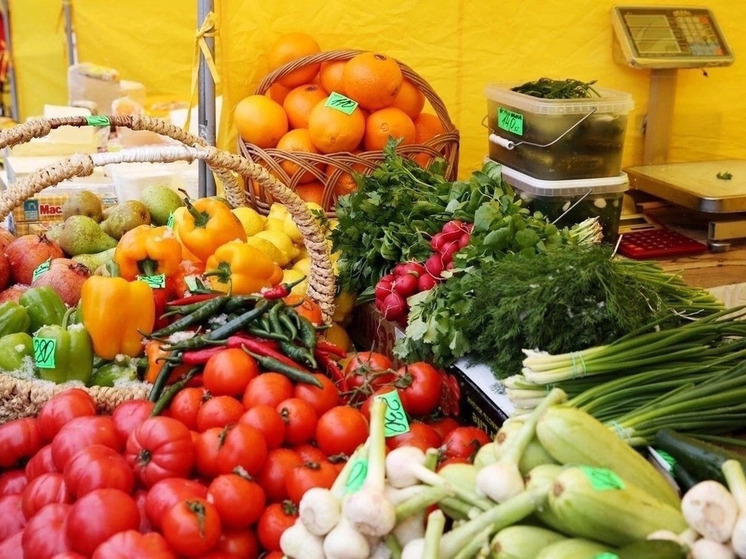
(612, 6), (733, 68)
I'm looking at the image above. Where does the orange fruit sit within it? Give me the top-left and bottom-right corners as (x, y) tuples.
(283, 84), (327, 130)
(307, 99), (366, 154)
(392, 79), (425, 119)
(267, 32), (321, 88)
(414, 112), (445, 143)
(234, 95), (289, 148)
(342, 52), (403, 110)
(294, 181), (326, 207)
(276, 129), (323, 184)
(319, 60), (347, 94)
(363, 107), (416, 151)
(266, 82), (291, 105)
(326, 159), (367, 197)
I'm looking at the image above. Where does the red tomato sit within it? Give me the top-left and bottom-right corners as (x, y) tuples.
(38, 389), (96, 442)
(161, 498), (222, 556)
(285, 460), (338, 504)
(263, 552), (284, 559)
(360, 386), (408, 421)
(133, 489), (153, 534)
(0, 532), (23, 559)
(0, 494), (25, 542)
(293, 373), (340, 415)
(25, 444), (57, 481)
(441, 426), (491, 461)
(145, 478), (208, 529)
(47, 553), (85, 559)
(126, 416), (195, 488)
(256, 501), (297, 552)
(189, 553), (241, 559)
(386, 421), (442, 452)
(0, 417), (43, 469)
(437, 455), (470, 469)
(315, 406), (369, 457)
(196, 396), (245, 432)
(168, 387), (208, 431)
(207, 474), (265, 529)
(194, 427), (222, 478)
(242, 373), (294, 410)
(51, 416), (121, 471)
(257, 448), (303, 502)
(63, 444), (135, 498)
(395, 362), (444, 417)
(91, 530), (175, 559)
(217, 423), (268, 476)
(238, 405), (285, 449)
(111, 399), (155, 445)
(203, 349), (259, 396)
(21, 472), (71, 519)
(276, 398), (317, 445)
(292, 443), (328, 464)
(0, 470), (27, 496)
(343, 351), (395, 399)
(429, 416), (461, 441)
(66, 488), (140, 556)
(21, 502), (72, 559)
(215, 529), (259, 559)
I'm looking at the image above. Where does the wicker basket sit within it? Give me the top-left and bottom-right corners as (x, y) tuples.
(0, 116), (336, 422)
(238, 49), (460, 216)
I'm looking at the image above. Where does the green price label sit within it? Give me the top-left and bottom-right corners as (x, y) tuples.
(33, 337), (57, 369)
(325, 92), (359, 115)
(184, 275), (199, 292)
(167, 212), (175, 229)
(580, 466), (625, 491)
(593, 554), (619, 559)
(344, 457), (368, 495)
(497, 107), (524, 136)
(85, 115), (111, 127)
(32, 259), (51, 283)
(376, 390), (410, 437)
(137, 274), (166, 289)
(653, 448), (676, 471)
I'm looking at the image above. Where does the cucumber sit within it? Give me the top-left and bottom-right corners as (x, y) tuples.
(654, 429), (746, 485)
(535, 537), (613, 559)
(616, 539), (687, 559)
(490, 525), (566, 559)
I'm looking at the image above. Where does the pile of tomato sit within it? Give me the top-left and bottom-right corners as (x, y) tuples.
(0, 350), (491, 559)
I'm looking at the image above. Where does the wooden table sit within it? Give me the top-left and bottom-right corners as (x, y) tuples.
(655, 246), (746, 289)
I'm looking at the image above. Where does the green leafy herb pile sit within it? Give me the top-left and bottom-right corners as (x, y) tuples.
(395, 244), (723, 377)
(511, 77), (600, 99)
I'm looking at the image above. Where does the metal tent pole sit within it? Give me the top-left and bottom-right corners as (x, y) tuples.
(197, 0), (216, 198)
(1, 0), (19, 121)
(62, 0), (76, 67)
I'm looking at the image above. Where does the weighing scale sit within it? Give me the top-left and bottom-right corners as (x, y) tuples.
(611, 6), (744, 249)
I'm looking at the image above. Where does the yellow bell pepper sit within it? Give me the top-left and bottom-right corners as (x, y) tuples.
(177, 197), (247, 262)
(204, 240), (283, 295)
(80, 276), (155, 360)
(114, 225), (183, 280)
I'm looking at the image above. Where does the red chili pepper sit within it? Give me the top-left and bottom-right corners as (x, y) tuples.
(315, 350), (348, 392)
(315, 339), (347, 358)
(179, 346), (225, 365)
(260, 276), (307, 300)
(226, 334), (311, 373)
(167, 293), (221, 306)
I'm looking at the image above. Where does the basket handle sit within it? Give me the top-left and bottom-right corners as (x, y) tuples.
(0, 115), (248, 208)
(0, 145), (337, 322)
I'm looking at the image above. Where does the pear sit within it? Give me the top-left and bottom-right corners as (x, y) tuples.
(45, 222), (65, 244)
(100, 200), (151, 239)
(62, 190), (104, 222)
(59, 215), (118, 256)
(139, 185), (184, 226)
(72, 247), (116, 271)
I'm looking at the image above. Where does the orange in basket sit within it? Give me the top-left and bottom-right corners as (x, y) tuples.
(392, 79), (426, 119)
(283, 84), (327, 130)
(276, 129), (323, 184)
(342, 52), (403, 110)
(364, 107), (416, 151)
(234, 95), (288, 149)
(268, 32), (322, 88)
(319, 60), (347, 95)
(307, 100), (366, 154)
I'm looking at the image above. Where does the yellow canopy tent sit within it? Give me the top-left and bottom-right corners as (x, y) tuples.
(8, 0), (746, 177)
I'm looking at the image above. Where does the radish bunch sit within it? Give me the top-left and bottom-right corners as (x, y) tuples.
(374, 220), (472, 323)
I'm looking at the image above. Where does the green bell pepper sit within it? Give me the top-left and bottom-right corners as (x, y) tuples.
(0, 332), (34, 372)
(19, 286), (67, 333)
(0, 301), (31, 337)
(34, 310), (93, 384)
(88, 356), (138, 387)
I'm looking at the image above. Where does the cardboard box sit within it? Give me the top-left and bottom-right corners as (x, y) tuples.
(350, 303), (512, 436)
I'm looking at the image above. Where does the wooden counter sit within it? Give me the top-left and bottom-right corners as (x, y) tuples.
(655, 246), (746, 289)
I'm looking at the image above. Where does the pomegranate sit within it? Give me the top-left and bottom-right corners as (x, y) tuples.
(0, 252), (9, 291)
(31, 258), (91, 306)
(5, 234), (64, 285)
(0, 227), (14, 254)
(0, 284), (30, 304)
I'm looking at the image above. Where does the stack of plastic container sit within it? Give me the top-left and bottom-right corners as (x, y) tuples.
(484, 83), (635, 241)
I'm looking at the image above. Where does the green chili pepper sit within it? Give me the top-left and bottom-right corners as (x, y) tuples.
(0, 332), (33, 371)
(34, 310), (94, 384)
(19, 286), (67, 332)
(87, 357), (138, 387)
(0, 301), (31, 337)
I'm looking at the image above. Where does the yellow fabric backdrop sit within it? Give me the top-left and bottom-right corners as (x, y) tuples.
(9, 0), (746, 176)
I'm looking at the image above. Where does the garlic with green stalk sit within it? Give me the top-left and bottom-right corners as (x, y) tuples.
(681, 480), (738, 543)
(280, 519), (325, 559)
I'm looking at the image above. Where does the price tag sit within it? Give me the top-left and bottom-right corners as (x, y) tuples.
(184, 275), (199, 292)
(137, 274), (166, 289)
(375, 390), (410, 437)
(580, 466), (625, 491)
(651, 448), (676, 473)
(325, 92), (359, 115)
(33, 337), (57, 369)
(86, 115), (111, 127)
(344, 457), (368, 495)
(497, 107), (524, 136)
(167, 212), (175, 229)
(32, 259), (51, 283)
